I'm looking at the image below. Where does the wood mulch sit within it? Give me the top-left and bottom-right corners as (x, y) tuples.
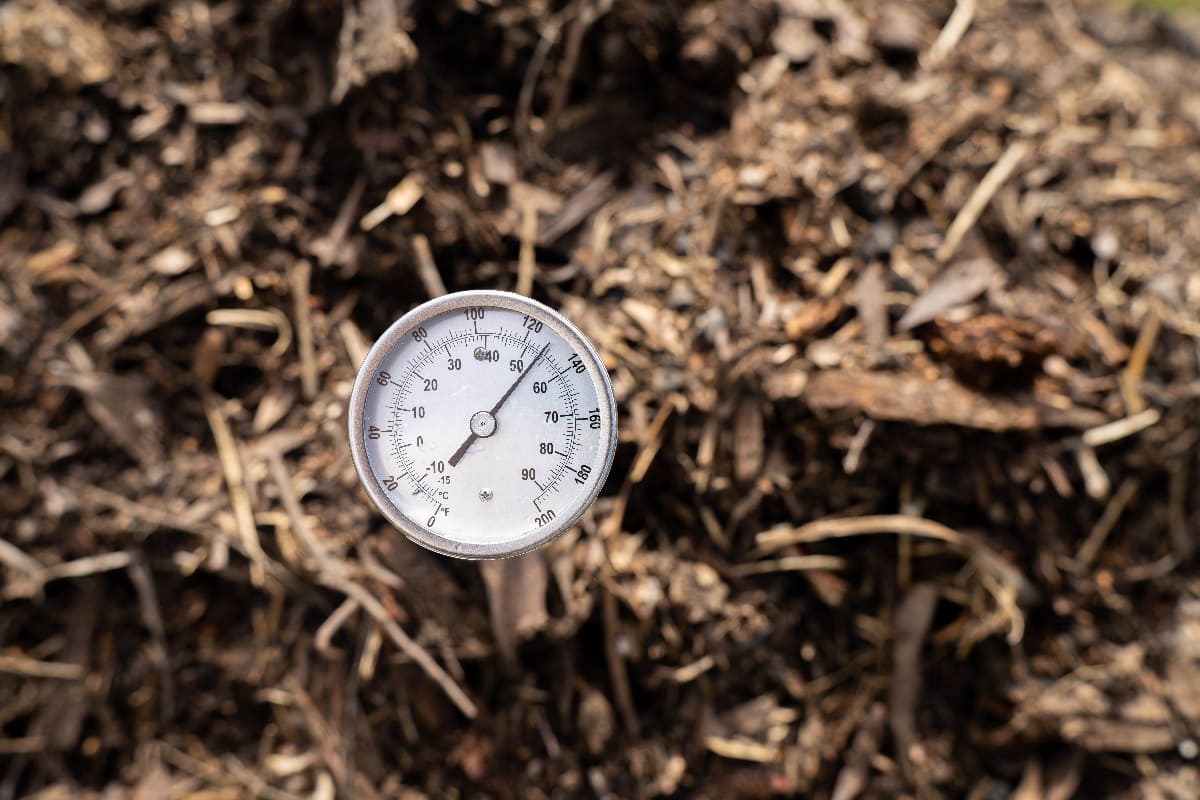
(2, 0), (1199, 796)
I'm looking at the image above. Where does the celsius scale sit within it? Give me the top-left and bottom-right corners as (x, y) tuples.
(348, 291), (618, 559)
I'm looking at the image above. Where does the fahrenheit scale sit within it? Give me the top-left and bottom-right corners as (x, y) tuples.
(348, 291), (618, 559)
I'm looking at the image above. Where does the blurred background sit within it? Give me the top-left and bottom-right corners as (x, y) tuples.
(2, 0), (1200, 797)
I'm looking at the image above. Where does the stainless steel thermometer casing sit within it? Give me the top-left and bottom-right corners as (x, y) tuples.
(348, 291), (618, 559)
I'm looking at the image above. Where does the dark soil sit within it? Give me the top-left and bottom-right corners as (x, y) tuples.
(2, 0), (1200, 797)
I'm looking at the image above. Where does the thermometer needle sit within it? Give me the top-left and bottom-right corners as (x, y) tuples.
(447, 342), (551, 467)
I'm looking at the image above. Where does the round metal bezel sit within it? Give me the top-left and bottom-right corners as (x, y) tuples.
(348, 290), (618, 559)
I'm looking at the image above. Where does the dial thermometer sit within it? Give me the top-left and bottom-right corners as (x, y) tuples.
(348, 291), (618, 559)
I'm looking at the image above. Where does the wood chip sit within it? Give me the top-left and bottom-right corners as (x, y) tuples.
(937, 141), (1028, 263)
(805, 369), (1105, 431)
(890, 583), (939, 776)
(1081, 408), (1161, 447)
(897, 258), (997, 331)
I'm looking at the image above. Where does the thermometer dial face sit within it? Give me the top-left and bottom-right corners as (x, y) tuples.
(348, 291), (618, 559)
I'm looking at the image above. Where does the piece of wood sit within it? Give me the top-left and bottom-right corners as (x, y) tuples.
(805, 369), (1105, 431)
(937, 142), (1028, 263)
(290, 260), (318, 400)
(411, 233), (447, 299)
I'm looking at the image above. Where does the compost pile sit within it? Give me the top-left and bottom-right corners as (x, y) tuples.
(3, 0), (1200, 796)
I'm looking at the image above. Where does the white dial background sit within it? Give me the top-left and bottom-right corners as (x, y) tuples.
(354, 296), (614, 554)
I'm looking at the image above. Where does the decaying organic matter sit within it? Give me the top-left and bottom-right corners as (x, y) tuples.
(2, 0), (1200, 797)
